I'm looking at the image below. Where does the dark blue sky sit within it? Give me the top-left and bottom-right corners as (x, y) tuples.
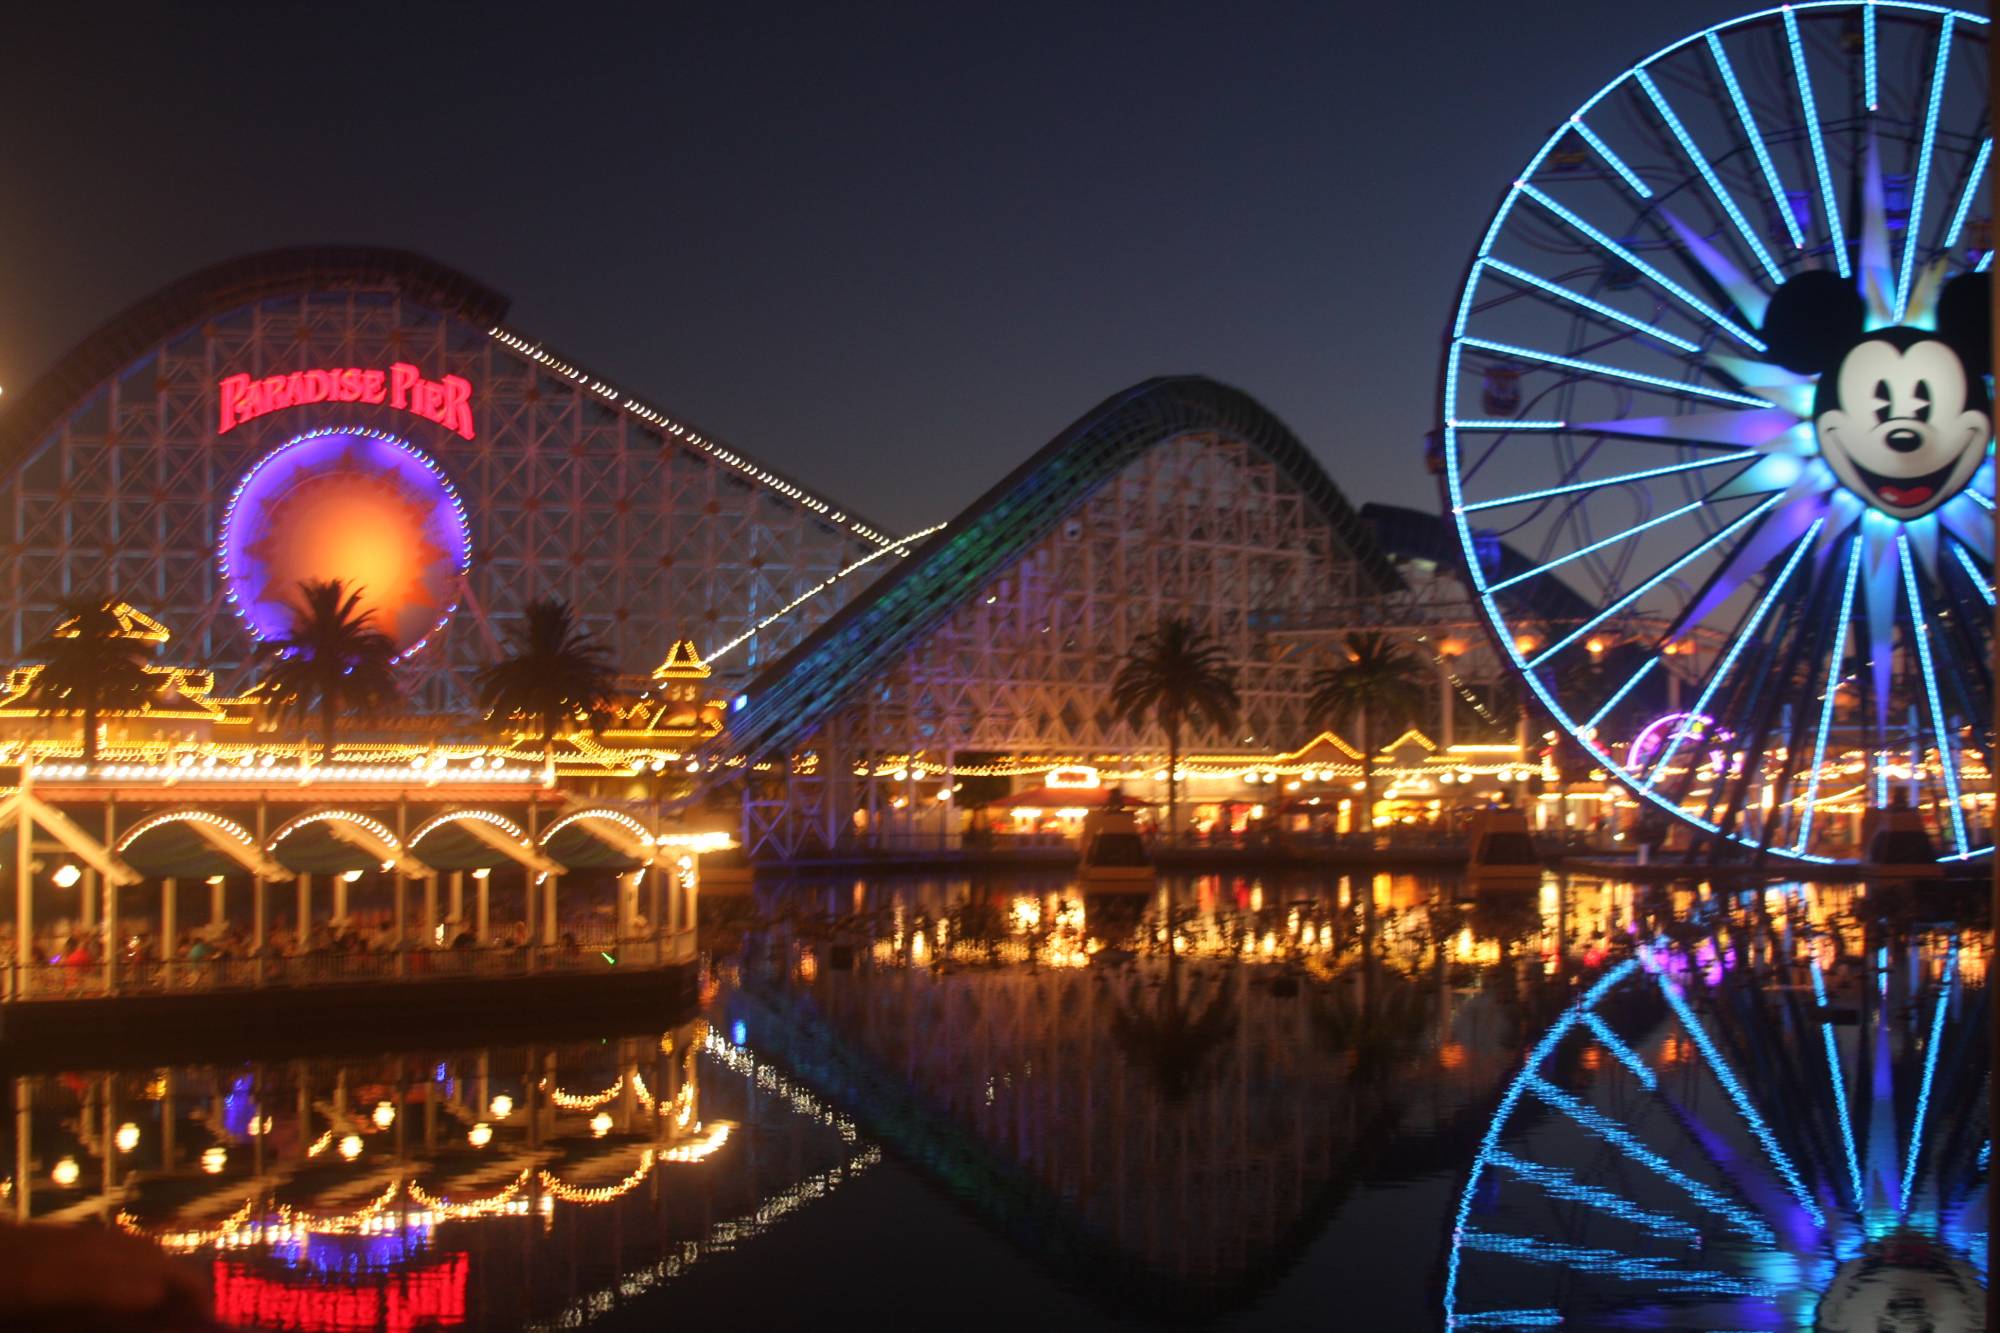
(4, 0), (1773, 536)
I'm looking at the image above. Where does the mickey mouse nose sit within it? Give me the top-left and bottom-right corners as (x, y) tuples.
(1884, 428), (1923, 453)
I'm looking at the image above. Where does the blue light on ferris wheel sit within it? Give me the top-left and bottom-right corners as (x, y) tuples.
(1479, 256), (1699, 352)
(1810, 956), (1866, 1207)
(1706, 32), (1805, 251)
(1460, 337), (1768, 408)
(1783, 6), (1851, 278)
(1863, 0), (1880, 110)
(1584, 658), (1657, 734)
(1565, 117), (1652, 199)
(1898, 535), (1968, 852)
(1488, 501), (1703, 591)
(1900, 940), (1957, 1210)
(1894, 15), (1955, 321)
(1514, 186), (1767, 349)
(1794, 537), (1863, 852)
(1940, 137), (1990, 252)
(1635, 70), (1784, 285)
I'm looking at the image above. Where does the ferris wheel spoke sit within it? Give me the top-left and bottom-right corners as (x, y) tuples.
(1941, 138), (1993, 254)
(1897, 535), (1969, 853)
(1583, 658), (1658, 733)
(1525, 1076), (1775, 1243)
(1488, 502), (1702, 591)
(1565, 116), (1653, 199)
(1478, 257), (1699, 351)
(1863, 0), (1880, 111)
(1528, 494), (1782, 669)
(1893, 14), (1956, 322)
(1809, 958), (1866, 1210)
(1484, 1149), (1699, 1243)
(1634, 71), (1784, 287)
(1646, 953), (1826, 1228)
(1901, 942), (1960, 1211)
(1460, 338), (1768, 409)
(1705, 32), (1805, 253)
(1513, 185), (1768, 350)
(1950, 541), (1996, 606)
(1781, 8), (1851, 279)
(1455, 1230), (1772, 1298)
(1464, 456), (1751, 515)
(1582, 1012), (1659, 1090)
(1643, 520), (1821, 789)
(1793, 537), (1864, 853)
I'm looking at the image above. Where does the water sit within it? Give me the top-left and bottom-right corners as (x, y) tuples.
(5, 871), (1989, 1330)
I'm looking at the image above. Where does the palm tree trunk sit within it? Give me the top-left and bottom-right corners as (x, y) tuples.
(82, 703), (98, 765)
(1359, 709), (1374, 844)
(1166, 715), (1180, 842)
(322, 692), (337, 762)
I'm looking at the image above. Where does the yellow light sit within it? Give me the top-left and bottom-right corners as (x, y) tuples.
(371, 1100), (396, 1130)
(51, 1157), (79, 1187)
(51, 864), (80, 889)
(114, 1122), (140, 1154)
(338, 1134), (363, 1161)
(341, 868), (363, 883)
(468, 1122), (493, 1148)
(201, 1146), (227, 1175)
(590, 1111), (614, 1138)
(489, 1094), (513, 1119)
(1514, 634), (1538, 653)
(1585, 637), (1606, 655)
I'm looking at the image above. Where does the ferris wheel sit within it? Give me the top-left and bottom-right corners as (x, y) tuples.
(1442, 895), (1986, 1329)
(1439, 2), (1994, 864)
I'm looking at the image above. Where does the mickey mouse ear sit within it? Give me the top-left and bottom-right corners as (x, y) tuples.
(1935, 271), (1990, 371)
(1760, 270), (1865, 375)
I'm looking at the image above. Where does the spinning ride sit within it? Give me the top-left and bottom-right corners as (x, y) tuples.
(1439, 3), (1994, 863)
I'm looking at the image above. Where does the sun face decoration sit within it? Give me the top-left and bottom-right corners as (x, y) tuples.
(221, 428), (472, 659)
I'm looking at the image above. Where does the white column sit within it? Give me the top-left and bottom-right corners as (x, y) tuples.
(449, 871), (463, 928)
(423, 875), (437, 945)
(332, 872), (348, 924)
(475, 872), (489, 943)
(297, 873), (311, 938)
(161, 878), (177, 986)
(252, 876), (266, 986)
(210, 876), (225, 927)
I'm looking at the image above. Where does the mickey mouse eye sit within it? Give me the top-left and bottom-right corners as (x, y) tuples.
(1913, 380), (1932, 423)
(1872, 379), (1892, 425)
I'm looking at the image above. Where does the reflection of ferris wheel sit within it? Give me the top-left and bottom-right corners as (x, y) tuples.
(1443, 898), (1986, 1329)
(1439, 3), (1994, 864)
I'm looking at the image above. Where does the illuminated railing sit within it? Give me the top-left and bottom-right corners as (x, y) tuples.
(0, 933), (696, 1002)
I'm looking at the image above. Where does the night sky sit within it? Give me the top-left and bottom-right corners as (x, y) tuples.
(5, 0), (1772, 537)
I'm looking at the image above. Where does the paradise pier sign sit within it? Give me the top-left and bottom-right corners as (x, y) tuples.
(218, 363), (476, 440)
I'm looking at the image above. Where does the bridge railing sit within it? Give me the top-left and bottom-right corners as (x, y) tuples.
(0, 931), (696, 1003)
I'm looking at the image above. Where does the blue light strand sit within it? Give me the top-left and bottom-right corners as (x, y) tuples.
(1706, 33), (1804, 252)
(1951, 543), (1995, 606)
(1980, 250), (1994, 273)
(1459, 336), (1769, 409)
(1530, 494), (1783, 669)
(1894, 15), (1955, 322)
(1647, 948), (1826, 1229)
(1635, 70), (1785, 286)
(1897, 534), (1969, 852)
(1941, 138), (1992, 252)
(1966, 487), (1995, 511)
(1568, 117), (1653, 198)
(1465, 457), (1741, 514)
(1480, 257), (1700, 351)
(1449, 419), (1567, 430)
(1443, 960), (1641, 1323)
(1900, 941), (1958, 1210)
(1583, 1011), (1658, 1090)
(1516, 184), (1768, 349)
(1645, 518), (1822, 788)
(1527, 1074), (1776, 1242)
(1784, 7), (1851, 279)
(1455, 1230), (1773, 1297)
(1811, 957), (1866, 1209)
(1489, 501), (1704, 589)
(1795, 536), (1864, 851)
(1486, 1149), (1697, 1241)
(1585, 658), (1659, 733)
(1448, 1312), (1563, 1329)
(1864, 0), (1879, 111)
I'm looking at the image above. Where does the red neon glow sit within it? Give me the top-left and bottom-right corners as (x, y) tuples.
(213, 1254), (468, 1332)
(218, 364), (475, 440)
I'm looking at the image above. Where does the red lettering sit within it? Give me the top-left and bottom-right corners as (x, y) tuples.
(362, 370), (387, 404)
(336, 368), (362, 402)
(266, 375), (291, 409)
(284, 371), (306, 405)
(390, 361), (420, 410)
(218, 374), (252, 432)
(441, 374), (474, 439)
(420, 381), (445, 422)
(301, 370), (331, 404)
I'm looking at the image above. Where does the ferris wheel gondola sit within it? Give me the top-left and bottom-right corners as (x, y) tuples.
(1438, 2), (1994, 864)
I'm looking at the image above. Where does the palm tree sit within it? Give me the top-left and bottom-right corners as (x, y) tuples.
(473, 598), (618, 758)
(1110, 957), (1238, 1103)
(1307, 632), (1428, 838)
(257, 579), (400, 761)
(1110, 618), (1239, 838)
(22, 597), (158, 763)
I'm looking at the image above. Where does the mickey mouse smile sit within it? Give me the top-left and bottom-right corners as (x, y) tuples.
(1840, 455), (1959, 509)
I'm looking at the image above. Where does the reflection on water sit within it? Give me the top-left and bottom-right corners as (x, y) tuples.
(2, 870), (1988, 1329)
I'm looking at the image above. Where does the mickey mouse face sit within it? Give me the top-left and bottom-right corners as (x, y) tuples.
(1762, 269), (1992, 522)
(1814, 330), (1989, 519)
